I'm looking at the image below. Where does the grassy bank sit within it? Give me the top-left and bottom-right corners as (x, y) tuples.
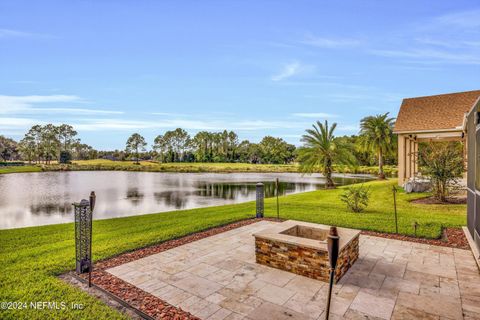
(71, 159), (300, 173)
(0, 159), (397, 176)
(0, 179), (465, 319)
(0, 165), (42, 174)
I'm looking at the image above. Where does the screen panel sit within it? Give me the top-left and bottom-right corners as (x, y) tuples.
(467, 110), (475, 190)
(468, 190), (475, 235)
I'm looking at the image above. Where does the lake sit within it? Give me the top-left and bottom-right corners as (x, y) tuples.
(0, 171), (372, 229)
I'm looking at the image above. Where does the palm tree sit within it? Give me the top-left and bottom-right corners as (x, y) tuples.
(359, 113), (395, 179)
(298, 120), (355, 189)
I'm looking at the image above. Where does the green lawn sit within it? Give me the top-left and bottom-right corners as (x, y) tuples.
(71, 159), (300, 173)
(0, 165), (42, 174)
(0, 159), (397, 176)
(0, 179), (465, 319)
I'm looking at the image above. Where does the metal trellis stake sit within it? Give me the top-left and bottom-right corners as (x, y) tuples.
(73, 191), (96, 288)
(276, 178), (280, 220)
(392, 186), (398, 234)
(325, 226), (340, 320)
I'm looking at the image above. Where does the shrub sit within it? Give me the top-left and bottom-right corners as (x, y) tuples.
(59, 151), (72, 164)
(0, 161), (25, 166)
(340, 185), (370, 212)
(418, 142), (464, 202)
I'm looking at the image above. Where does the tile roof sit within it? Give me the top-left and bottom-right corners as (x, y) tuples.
(393, 90), (480, 133)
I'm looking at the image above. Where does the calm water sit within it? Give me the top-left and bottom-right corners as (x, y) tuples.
(0, 171), (372, 229)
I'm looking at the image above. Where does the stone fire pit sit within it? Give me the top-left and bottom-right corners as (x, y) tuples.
(253, 220), (360, 283)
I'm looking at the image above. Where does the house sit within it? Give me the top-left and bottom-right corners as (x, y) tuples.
(393, 90), (480, 186)
(393, 90), (480, 262)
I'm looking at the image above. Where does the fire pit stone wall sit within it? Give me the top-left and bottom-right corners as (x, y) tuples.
(254, 220), (360, 283)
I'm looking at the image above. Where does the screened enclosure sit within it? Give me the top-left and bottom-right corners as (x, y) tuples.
(467, 99), (480, 253)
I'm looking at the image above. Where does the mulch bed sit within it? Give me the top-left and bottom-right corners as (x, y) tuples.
(410, 196), (467, 205)
(361, 227), (470, 250)
(74, 218), (279, 320)
(67, 218), (470, 319)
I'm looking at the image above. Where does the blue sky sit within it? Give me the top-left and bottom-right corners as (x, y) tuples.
(1, 1), (479, 150)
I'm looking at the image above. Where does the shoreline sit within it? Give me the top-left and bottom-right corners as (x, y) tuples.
(0, 159), (398, 176)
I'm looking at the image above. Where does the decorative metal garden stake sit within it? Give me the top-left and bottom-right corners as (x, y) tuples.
(276, 178), (280, 220)
(325, 226), (340, 320)
(413, 221), (418, 237)
(256, 182), (264, 218)
(73, 191), (96, 288)
(392, 186), (398, 234)
(90, 191), (96, 212)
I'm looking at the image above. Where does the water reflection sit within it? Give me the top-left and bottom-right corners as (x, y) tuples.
(126, 188), (145, 206)
(0, 171), (372, 229)
(194, 181), (315, 199)
(30, 202), (71, 215)
(153, 191), (191, 209)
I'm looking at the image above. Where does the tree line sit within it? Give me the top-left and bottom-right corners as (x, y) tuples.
(1, 113), (398, 178)
(0, 124), (97, 164)
(124, 128), (296, 164)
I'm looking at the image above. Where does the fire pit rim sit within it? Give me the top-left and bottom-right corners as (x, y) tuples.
(253, 220), (361, 251)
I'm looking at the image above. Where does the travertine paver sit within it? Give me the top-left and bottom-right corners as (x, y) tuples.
(107, 221), (480, 319)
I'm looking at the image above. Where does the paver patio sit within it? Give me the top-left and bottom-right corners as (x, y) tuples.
(106, 221), (480, 319)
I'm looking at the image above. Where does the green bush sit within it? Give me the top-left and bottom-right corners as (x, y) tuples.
(0, 161), (25, 166)
(59, 151), (72, 164)
(418, 141), (464, 202)
(340, 184), (370, 212)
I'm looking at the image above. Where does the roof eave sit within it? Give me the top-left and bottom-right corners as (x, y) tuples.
(393, 127), (464, 134)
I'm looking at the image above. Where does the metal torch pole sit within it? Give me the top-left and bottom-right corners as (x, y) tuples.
(325, 226), (340, 320)
(276, 178), (279, 220)
(88, 191), (96, 288)
(392, 186), (398, 234)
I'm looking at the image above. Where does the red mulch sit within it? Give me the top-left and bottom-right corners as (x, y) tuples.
(361, 227), (470, 250)
(78, 218), (278, 320)
(73, 218), (469, 319)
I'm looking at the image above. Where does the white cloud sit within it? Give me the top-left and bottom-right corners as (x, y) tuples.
(300, 35), (361, 48)
(73, 118), (300, 132)
(150, 112), (188, 116)
(434, 9), (480, 29)
(0, 95), (80, 113)
(0, 29), (32, 38)
(271, 62), (302, 81)
(367, 9), (480, 66)
(31, 108), (123, 115)
(370, 48), (480, 65)
(271, 61), (314, 82)
(0, 117), (41, 127)
(0, 28), (54, 39)
(0, 95), (122, 115)
(292, 113), (338, 118)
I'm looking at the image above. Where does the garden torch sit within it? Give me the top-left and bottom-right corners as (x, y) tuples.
(325, 226), (339, 320)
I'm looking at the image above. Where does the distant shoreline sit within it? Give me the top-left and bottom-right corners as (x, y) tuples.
(0, 159), (397, 176)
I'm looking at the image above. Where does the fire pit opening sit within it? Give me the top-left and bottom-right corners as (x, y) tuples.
(280, 225), (328, 242)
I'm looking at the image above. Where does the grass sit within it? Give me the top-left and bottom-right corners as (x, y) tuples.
(0, 165), (42, 174)
(0, 179), (465, 319)
(71, 159), (300, 173)
(0, 159), (397, 176)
